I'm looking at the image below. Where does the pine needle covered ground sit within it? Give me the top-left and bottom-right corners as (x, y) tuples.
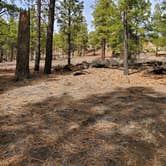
(0, 56), (166, 166)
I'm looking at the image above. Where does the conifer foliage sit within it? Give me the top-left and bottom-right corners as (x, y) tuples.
(58, 0), (84, 65)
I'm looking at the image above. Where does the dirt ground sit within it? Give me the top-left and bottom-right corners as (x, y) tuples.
(0, 56), (166, 166)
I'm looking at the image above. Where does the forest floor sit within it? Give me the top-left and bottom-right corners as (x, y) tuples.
(0, 55), (166, 166)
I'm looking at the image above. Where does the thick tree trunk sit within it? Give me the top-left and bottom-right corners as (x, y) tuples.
(15, 10), (30, 80)
(34, 0), (41, 71)
(101, 39), (106, 60)
(123, 10), (129, 75)
(44, 0), (55, 74)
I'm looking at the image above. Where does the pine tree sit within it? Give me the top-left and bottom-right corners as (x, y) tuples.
(58, 0), (84, 65)
(118, 0), (151, 75)
(0, 0), (18, 16)
(93, 0), (115, 59)
(15, 10), (30, 80)
(74, 21), (88, 56)
(88, 31), (100, 55)
(8, 16), (18, 61)
(151, 3), (162, 55)
(34, 0), (41, 71)
(151, 1), (166, 53)
(44, 0), (56, 74)
(30, 6), (37, 60)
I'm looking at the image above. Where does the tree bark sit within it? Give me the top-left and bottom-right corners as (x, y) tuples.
(67, 6), (71, 66)
(10, 44), (14, 61)
(156, 46), (158, 56)
(0, 48), (3, 63)
(34, 0), (41, 71)
(15, 10), (30, 80)
(44, 0), (55, 74)
(101, 39), (106, 60)
(67, 33), (71, 65)
(123, 10), (129, 75)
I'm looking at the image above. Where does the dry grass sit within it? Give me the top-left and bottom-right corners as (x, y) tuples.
(0, 56), (166, 166)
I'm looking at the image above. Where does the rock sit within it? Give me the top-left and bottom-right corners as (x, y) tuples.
(91, 58), (110, 68)
(110, 58), (121, 66)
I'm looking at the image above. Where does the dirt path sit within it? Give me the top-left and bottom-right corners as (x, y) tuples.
(0, 56), (166, 165)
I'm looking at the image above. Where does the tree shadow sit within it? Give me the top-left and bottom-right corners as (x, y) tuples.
(0, 62), (91, 94)
(0, 71), (52, 94)
(0, 86), (166, 165)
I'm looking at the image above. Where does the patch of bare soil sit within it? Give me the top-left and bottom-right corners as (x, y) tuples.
(0, 56), (166, 165)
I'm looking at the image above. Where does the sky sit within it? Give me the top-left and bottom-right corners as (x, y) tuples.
(10, 0), (161, 31)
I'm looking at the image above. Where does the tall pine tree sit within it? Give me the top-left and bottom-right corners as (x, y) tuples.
(93, 0), (115, 59)
(44, 0), (56, 74)
(58, 0), (84, 65)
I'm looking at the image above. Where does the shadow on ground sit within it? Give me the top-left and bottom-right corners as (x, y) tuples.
(0, 86), (166, 165)
(0, 63), (89, 94)
(0, 72), (49, 94)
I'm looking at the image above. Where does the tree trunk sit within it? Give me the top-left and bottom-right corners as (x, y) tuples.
(0, 48), (3, 63)
(5, 51), (8, 62)
(67, 6), (71, 66)
(156, 46), (158, 56)
(44, 0), (55, 74)
(10, 44), (14, 61)
(123, 10), (129, 75)
(101, 39), (106, 60)
(15, 10), (30, 80)
(93, 48), (96, 56)
(67, 32), (71, 65)
(34, 0), (41, 71)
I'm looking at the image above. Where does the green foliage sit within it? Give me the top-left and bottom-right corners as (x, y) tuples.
(57, 0), (86, 56)
(0, 0), (19, 16)
(0, 16), (18, 58)
(57, 0), (84, 33)
(118, 0), (151, 54)
(0, 0), (165, 63)
(29, 6), (47, 56)
(88, 31), (100, 50)
(0, 1), (19, 58)
(92, 0), (151, 57)
(30, 7), (37, 54)
(151, 1), (166, 48)
(73, 21), (88, 56)
(53, 32), (67, 53)
(93, 0), (115, 42)
(53, 21), (88, 56)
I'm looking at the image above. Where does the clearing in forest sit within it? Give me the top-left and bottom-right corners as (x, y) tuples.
(0, 56), (166, 165)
